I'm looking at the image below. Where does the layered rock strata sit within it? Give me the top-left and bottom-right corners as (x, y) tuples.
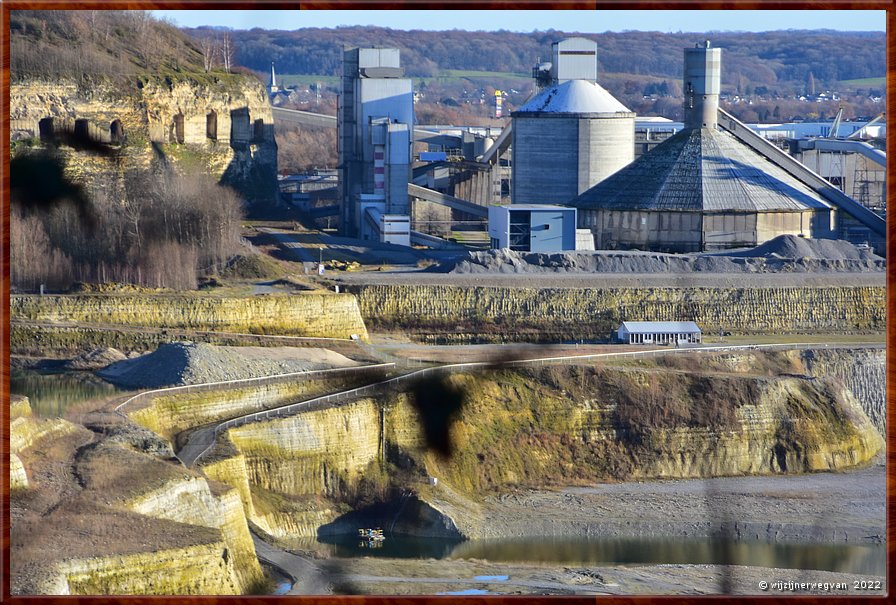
(12, 292), (369, 340)
(348, 284), (884, 342)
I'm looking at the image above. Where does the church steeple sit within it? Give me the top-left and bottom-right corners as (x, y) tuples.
(269, 62), (278, 93)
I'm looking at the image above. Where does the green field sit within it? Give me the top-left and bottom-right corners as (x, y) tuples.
(276, 74), (340, 89)
(837, 76), (885, 88)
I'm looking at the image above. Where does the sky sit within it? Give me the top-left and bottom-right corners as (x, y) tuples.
(151, 10), (885, 33)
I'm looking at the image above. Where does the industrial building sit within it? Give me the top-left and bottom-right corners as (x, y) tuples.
(488, 205), (578, 251)
(617, 321), (702, 345)
(785, 138), (886, 215)
(568, 41), (885, 253)
(338, 48), (413, 244)
(512, 38), (635, 206)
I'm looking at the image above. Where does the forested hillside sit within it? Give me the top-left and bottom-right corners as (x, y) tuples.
(192, 26), (884, 93)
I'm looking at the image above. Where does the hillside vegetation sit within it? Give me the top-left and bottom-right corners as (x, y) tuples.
(11, 11), (210, 83)
(214, 26), (883, 93)
(220, 24), (884, 126)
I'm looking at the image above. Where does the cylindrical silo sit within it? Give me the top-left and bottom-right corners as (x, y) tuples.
(511, 79), (635, 205)
(683, 40), (722, 129)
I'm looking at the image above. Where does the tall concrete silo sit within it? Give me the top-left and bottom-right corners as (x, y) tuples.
(511, 79), (635, 205)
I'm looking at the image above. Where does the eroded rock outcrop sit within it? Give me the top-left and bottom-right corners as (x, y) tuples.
(10, 77), (277, 203)
(11, 413), (265, 596)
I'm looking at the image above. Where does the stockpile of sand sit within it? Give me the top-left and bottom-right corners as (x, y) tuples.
(430, 236), (884, 275)
(98, 342), (359, 389)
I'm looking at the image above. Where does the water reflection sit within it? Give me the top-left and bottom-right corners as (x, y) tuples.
(316, 534), (464, 559)
(317, 534), (884, 576)
(11, 370), (125, 418)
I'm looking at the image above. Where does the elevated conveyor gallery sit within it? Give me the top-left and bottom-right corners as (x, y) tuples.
(407, 183), (488, 218)
(717, 109), (885, 245)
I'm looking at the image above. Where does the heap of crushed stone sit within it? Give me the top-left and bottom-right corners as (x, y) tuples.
(428, 235), (883, 275)
(728, 234), (882, 261)
(98, 342), (359, 389)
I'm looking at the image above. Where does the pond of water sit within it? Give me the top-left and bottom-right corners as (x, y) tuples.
(315, 534), (884, 577)
(10, 370), (126, 418)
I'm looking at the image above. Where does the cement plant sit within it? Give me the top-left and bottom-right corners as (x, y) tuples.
(8, 10), (886, 598)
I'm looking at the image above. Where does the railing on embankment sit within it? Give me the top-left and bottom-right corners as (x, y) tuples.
(188, 341), (876, 466)
(113, 363), (396, 419)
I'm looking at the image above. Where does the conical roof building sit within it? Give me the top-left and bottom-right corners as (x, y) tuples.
(567, 41), (868, 253)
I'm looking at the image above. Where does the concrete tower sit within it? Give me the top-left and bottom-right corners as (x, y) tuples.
(512, 38), (634, 206)
(338, 48), (413, 243)
(683, 40), (722, 129)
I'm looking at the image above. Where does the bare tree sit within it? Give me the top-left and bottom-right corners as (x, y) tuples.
(219, 31), (234, 73)
(199, 35), (217, 72)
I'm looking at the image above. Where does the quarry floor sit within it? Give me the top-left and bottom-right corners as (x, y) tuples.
(265, 461), (885, 596)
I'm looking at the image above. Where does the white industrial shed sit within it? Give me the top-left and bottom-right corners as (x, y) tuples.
(617, 321), (702, 345)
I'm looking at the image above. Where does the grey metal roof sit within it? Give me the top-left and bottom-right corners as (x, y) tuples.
(620, 321), (701, 333)
(515, 79), (631, 114)
(568, 127), (832, 212)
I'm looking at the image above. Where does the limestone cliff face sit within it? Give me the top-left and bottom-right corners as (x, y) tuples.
(203, 399), (389, 537)
(11, 453), (29, 491)
(801, 347), (885, 436)
(12, 293), (369, 340)
(129, 378), (352, 445)
(59, 542), (243, 595)
(200, 455), (259, 521)
(123, 476), (263, 592)
(622, 380), (881, 478)
(348, 284), (885, 342)
(10, 77), (277, 203)
(228, 400), (382, 498)
(61, 441), (264, 595)
(208, 355), (881, 541)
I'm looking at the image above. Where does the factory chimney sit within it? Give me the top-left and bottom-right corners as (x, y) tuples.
(683, 40), (721, 129)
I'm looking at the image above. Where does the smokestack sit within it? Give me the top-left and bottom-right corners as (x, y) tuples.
(683, 40), (721, 129)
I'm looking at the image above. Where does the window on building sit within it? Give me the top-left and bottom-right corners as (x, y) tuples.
(508, 210), (531, 251)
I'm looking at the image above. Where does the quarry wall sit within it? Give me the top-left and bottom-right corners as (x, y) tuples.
(201, 351), (881, 541)
(348, 284), (885, 342)
(801, 347), (885, 436)
(11, 293), (369, 341)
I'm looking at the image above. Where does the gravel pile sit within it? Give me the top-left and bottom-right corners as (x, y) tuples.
(98, 342), (359, 389)
(430, 235), (884, 275)
(64, 347), (129, 371)
(727, 234), (882, 261)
